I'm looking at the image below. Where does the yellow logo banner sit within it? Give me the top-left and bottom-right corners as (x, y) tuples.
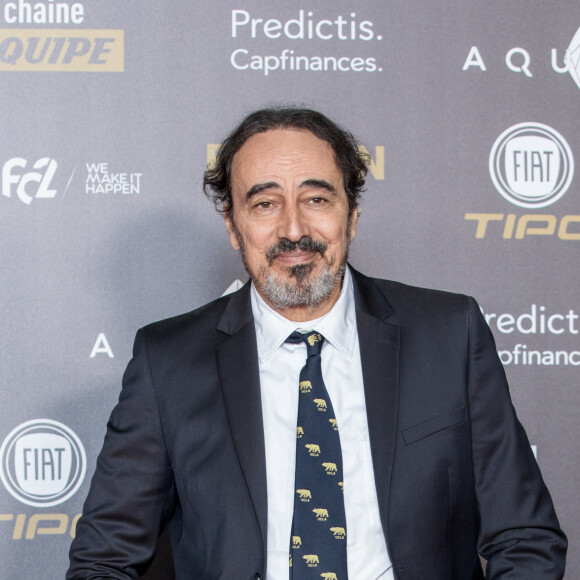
(0, 29), (124, 71)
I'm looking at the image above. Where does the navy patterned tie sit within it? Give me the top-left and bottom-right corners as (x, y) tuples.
(288, 331), (347, 580)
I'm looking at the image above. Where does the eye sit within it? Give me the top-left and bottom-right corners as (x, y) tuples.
(308, 196), (328, 205)
(253, 200), (274, 210)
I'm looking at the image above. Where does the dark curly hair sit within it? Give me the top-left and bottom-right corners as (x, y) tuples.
(203, 106), (369, 215)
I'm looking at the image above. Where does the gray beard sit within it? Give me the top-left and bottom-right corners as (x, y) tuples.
(231, 223), (351, 311)
(256, 260), (347, 310)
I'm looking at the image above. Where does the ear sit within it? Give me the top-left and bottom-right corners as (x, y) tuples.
(224, 213), (241, 251)
(348, 206), (359, 241)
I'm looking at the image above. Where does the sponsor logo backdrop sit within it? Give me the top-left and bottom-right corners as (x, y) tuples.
(1, 1), (578, 578)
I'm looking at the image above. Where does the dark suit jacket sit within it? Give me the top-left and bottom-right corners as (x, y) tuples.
(67, 267), (566, 579)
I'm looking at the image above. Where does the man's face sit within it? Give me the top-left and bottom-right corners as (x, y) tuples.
(225, 128), (358, 320)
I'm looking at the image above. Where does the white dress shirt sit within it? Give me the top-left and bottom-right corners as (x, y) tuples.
(251, 267), (394, 580)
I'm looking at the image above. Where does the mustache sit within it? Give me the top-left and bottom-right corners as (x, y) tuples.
(265, 237), (327, 266)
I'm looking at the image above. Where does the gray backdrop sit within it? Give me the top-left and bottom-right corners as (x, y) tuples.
(1, 1), (578, 578)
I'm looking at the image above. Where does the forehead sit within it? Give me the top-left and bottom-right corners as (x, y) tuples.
(231, 129), (341, 188)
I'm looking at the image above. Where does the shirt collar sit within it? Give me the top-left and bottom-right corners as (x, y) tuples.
(251, 266), (357, 364)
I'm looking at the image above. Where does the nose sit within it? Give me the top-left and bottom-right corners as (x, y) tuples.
(277, 203), (310, 241)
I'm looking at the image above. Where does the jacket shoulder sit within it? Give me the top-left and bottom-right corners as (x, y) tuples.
(352, 266), (473, 320)
(372, 277), (471, 310)
(138, 287), (245, 349)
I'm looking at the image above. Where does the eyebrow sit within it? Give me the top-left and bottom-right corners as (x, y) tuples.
(245, 178), (336, 200)
(245, 182), (279, 200)
(300, 179), (336, 194)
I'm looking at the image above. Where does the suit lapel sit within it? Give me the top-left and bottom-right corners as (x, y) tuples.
(351, 268), (401, 545)
(215, 283), (268, 550)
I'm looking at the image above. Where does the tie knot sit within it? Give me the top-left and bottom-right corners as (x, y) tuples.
(286, 330), (325, 356)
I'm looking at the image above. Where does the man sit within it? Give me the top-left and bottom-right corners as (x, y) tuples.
(68, 107), (566, 579)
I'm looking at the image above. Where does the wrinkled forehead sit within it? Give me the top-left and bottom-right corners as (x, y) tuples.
(230, 128), (341, 190)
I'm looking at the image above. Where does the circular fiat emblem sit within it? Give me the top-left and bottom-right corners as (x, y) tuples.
(489, 122), (574, 208)
(0, 419), (86, 507)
